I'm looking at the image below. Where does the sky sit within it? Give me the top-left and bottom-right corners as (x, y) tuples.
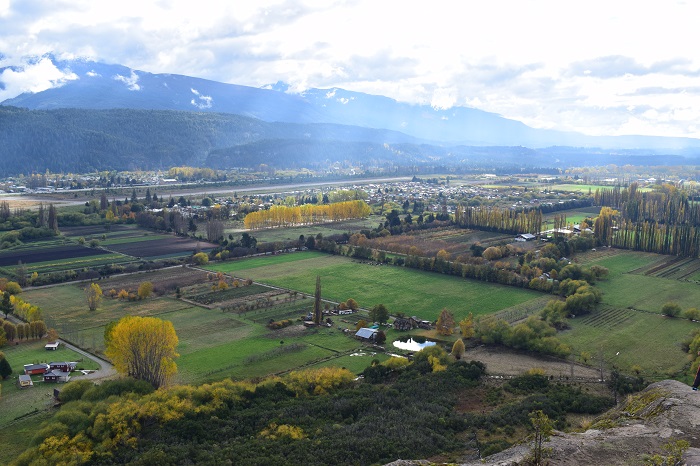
(1, 0), (700, 139)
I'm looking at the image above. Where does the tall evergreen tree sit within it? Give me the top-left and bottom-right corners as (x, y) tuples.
(313, 276), (322, 325)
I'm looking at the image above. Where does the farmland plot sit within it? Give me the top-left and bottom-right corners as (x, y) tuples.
(208, 252), (543, 322)
(0, 243), (110, 267)
(106, 235), (217, 259)
(559, 306), (695, 378)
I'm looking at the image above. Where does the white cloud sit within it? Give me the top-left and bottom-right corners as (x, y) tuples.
(113, 71), (140, 91)
(0, 57), (78, 101)
(86, 70), (100, 77)
(190, 87), (213, 109)
(1, 0), (700, 138)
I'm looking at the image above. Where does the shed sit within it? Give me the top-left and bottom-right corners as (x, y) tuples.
(355, 327), (378, 342)
(516, 233), (537, 242)
(23, 363), (50, 376)
(45, 342), (60, 351)
(18, 374), (33, 388)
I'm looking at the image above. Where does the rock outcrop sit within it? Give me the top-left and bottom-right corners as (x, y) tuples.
(387, 380), (700, 465)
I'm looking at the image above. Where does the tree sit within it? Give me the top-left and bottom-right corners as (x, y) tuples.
(86, 283), (103, 311)
(47, 203), (59, 232)
(452, 338), (465, 360)
(369, 304), (389, 324)
(459, 313), (475, 338)
(105, 316), (179, 389)
(313, 276), (322, 325)
(345, 298), (359, 311)
(355, 319), (368, 331)
(137, 281), (154, 300)
(375, 330), (386, 344)
(0, 353), (11, 379)
(0, 327), (6, 347)
(15, 261), (28, 287)
(0, 292), (11, 317)
(3, 321), (16, 342)
(528, 410), (554, 465)
(46, 328), (59, 343)
(436, 308), (456, 335)
(661, 302), (682, 317)
(192, 252), (209, 265)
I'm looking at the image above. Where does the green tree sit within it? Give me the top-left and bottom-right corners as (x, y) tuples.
(0, 327), (6, 347)
(375, 330), (386, 344)
(0, 352), (11, 379)
(313, 276), (322, 325)
(370, 304), (389, 324)
(0, 292), (11, 317)
(528, 410), (554, 465)
(86, 283), (103, 311)
(15, 261), (28, 287)
(661, 302), (682, 317)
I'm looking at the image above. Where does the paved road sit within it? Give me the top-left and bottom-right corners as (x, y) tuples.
(59, 339), (117, 380)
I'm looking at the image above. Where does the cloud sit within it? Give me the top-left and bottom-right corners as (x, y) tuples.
(0, 56), (78, 101)
(567, 56), (700, 78)
(113, 71), (140, 91)
(86, 70), (100, 77)
(190, 87), (213, 109)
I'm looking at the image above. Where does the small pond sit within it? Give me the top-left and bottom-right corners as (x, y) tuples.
(392, 336), (437, 351)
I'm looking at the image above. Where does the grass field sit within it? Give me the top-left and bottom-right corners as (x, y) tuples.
(207, 252), (543, 321)
(553, 249), (700, 376)
(559, 306), (695, 379)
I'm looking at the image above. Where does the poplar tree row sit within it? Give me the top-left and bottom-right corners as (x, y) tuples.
(454, 205), (543, 235)
(244, 200), (371, 230)
(594, 183), (700, 226)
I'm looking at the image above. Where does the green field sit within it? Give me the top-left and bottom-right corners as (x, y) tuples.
(583, 252), (700, 312)
(555, 250), (700, 377)
(207, 252), (543, 321)
(559, 307), (694, 379)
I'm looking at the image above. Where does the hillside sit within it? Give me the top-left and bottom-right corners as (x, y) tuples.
(3, 105), (700, 176)
(390, 380), (700, 466)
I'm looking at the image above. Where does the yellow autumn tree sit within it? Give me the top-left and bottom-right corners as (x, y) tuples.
(137, 281), (154, 300)
(459, 312), (475, 339)
(436, 308), (456, 335)
(85, 283), (103, 311)
(105, 316), (179, 388)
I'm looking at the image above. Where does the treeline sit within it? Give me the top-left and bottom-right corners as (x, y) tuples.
(243, 200), (372, 230)
(594, 183), (700, 226)
(594, 184), (700, 257)
(453, 198), (593, 235)
(455, 205), (543, 235)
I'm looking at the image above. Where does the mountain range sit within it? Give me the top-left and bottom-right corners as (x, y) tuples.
(2, 56), (700, 176)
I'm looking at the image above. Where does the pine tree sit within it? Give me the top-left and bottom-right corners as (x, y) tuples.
(313, 276), (322, 325)
(0, 354), (11, 379)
